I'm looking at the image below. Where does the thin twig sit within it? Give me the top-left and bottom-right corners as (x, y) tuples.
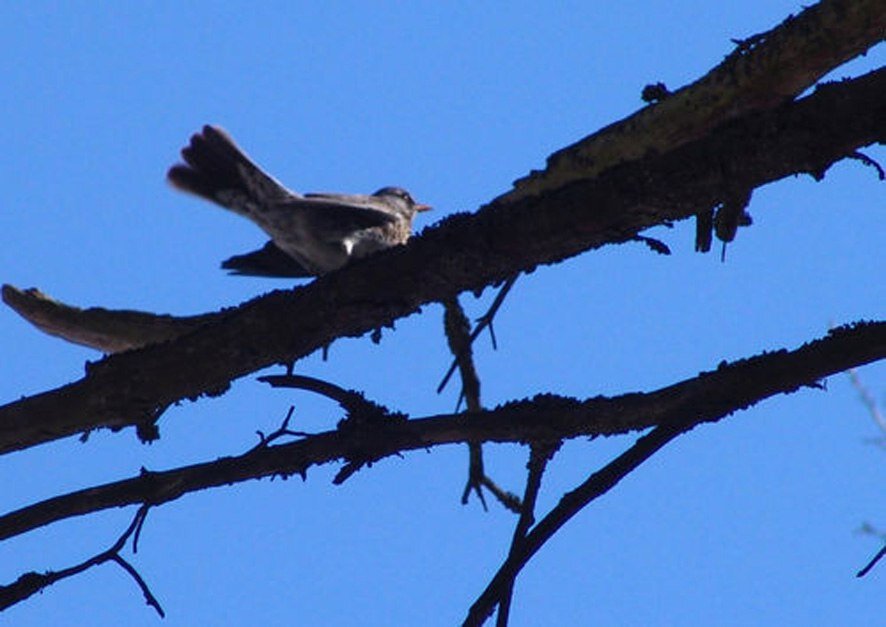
(438, 275), (519, 394)
(464, 421), (690, 626)
(496, 442), (559, 627)
(856, 544), (886, 578)
(443, 296), (521, 513)
(251, 406), (312, 452)
(259, 374), (371, 413)
(0, 504), (163, 617)
(846, 367), (886, 435)
(847, 151), (885, 180)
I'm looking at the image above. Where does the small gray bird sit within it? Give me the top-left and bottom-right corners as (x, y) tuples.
(167, 125), (430, 277)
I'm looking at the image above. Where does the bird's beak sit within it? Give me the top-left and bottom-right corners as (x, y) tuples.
(415, 203), (432, 212)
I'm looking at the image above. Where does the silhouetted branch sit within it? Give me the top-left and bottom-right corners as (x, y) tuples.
(465, 422), (687, 626)
(501, 0), (885, 201)
(1, 322), (882, 545)
(251, 406), (311, 451)
(847, 151), (885, 180)
(443, 297), (521, 513)
(0, 505), (162, 617)
(495, 442), (559, 627)
(438, 275), (519, 395)
(856, 544), (886, 578)
(258, 373), (386, 418)
(0, 62), (882, 456)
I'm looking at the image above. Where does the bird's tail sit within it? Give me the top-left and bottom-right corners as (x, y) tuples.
(167, 125), (293, 216)
(222, 241), (314, 278)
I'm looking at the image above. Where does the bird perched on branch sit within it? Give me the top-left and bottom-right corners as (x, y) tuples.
(167, 125), (431, 277)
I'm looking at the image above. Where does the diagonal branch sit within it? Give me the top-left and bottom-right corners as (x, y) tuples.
(0, 322), (882, 544)
(0, 67), (882, 455)
(500, 0), (886, 201)
(6, 2), (884, 363)
(8, 2), (882, 362)
(465, 422), (688, 626)
(494, 442), (559, 626)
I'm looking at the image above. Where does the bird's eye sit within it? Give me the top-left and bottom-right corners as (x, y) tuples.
(391, 188), (411, 201)
(374, 186), (414, 203)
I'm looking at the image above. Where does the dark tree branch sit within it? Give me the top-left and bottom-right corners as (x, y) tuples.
(443, 296), (482, 413)
(442, 297), (521, 513)
(250, 406), (311, 450)
(0, 505), (163, 617)
(846, 151), (885, 180)
(0, 55), (882, 454)
(1, 322), (882, 544)
(438, 275), (519, 394)
(856, 544), (886, 578)
(495, 442), (559, 627)
(465, 422), (689, 626)
(501, 0), (885, 200)
(443, 296), (488, 509)
(258, 373), (385, 418)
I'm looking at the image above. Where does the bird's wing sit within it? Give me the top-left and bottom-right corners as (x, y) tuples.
(221, 241), (315, 278)
(279, 196), (399, 241)
(168, 125), (297, 215)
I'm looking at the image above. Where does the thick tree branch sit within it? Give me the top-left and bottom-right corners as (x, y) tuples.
(1, 322), (882, 543)
(0, 67), (882, 455)
(501, 0), (886, 201)
(7, 0), (884, 359)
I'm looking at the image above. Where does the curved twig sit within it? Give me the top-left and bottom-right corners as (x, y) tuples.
(0, 505), (162, 617)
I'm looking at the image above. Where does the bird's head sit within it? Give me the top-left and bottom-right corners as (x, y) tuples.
(373, 187), (432, 215)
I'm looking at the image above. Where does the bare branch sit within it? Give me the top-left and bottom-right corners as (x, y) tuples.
(1, 322), (882, 544)
(465, 422), (687, 626)
(1, 285), (212, 353)
(438, 275), (519, 395)
(258, 373), (386, 418)
(846, 367), (886, 436)
(0, 505), (163, 617)
(856, 544), (886, 578)
(1, 68), (882, 455)
(495, 442), (559, 626)
(443, 297), (521, 513)
(500, 0), (886, 201)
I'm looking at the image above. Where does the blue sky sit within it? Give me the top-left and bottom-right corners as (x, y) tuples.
(1, 2), (883, 625)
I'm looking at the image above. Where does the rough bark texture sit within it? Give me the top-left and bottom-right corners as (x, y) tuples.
(0, 68), (883, 455)
(1, 321), (882, 542)
(501, 0), (886, 200)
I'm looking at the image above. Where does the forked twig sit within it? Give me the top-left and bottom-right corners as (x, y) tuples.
(464, 420), (690, 626)
(438, 275), (519, 394)
(443, 296), (521, 513)
(0, 505), (163, 617)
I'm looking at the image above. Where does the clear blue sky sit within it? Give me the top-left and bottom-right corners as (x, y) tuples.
(1, 2), (883, 625)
